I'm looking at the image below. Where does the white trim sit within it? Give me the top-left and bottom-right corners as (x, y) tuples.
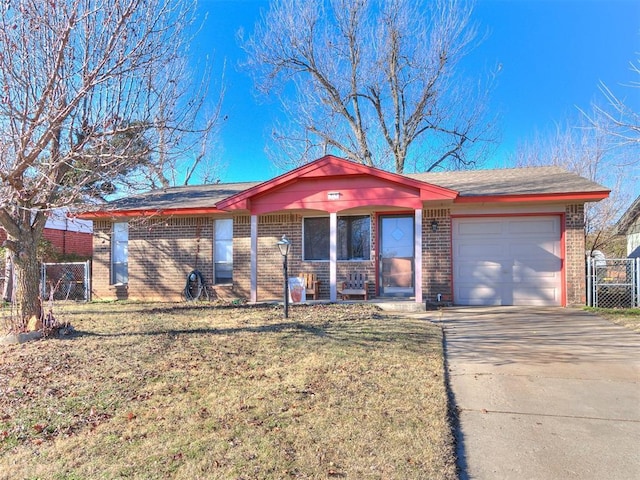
(330, 212), (337, 301)
(414, 209), (423, 304)
(213, 218), (233, 285)
(111, 222), (128, 285)
(250, 215), (258, 303)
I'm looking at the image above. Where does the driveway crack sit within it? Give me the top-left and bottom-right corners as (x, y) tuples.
(459, 407), (640, 423)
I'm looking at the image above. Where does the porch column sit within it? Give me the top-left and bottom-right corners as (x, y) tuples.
(330, 212), (337, 301)
(250, 214), (258, 303)
(414, 209), (423, 304)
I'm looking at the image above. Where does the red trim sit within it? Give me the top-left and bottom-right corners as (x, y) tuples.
(454, 191), (609, 204)
(216, 155), (457, 213)
(78, 207), (226, 219)
(375, 211), (416, 297)
(450, 213), (566, 307)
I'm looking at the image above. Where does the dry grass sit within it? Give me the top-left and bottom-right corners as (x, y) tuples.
(0, 302), (456, 480)
(589, 307), (640, 333)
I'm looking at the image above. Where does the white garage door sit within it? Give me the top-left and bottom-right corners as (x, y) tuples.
(452, 216), (562, 306)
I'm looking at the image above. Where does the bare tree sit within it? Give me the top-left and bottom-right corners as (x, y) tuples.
(242, 0), (496, 174)
(511, 112), (637, 255)
(582, 57), (640, 148)
(0, 0), (223, 325)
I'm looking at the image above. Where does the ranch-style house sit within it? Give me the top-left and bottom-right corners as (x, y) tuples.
(80, 155), (609, 307)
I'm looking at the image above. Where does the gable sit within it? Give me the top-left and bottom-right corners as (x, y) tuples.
(216, 155), (457, 214)
(615, 195), (640, 235)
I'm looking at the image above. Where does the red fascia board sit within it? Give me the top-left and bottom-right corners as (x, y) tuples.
(217, 155), (458, 211)
(418, 183), (458, 200)
(215, 156), (343, 210)
(77, 207), (226, 219)
(225, 175), (456, 214)
(454, 191), (610, 204)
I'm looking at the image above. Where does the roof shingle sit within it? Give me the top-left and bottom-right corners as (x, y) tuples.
(89, 166), (608, 215)
(406, 166), (607, 197)
(100, 181), (260, 213)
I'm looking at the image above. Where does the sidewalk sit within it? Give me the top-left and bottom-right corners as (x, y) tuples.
(436, 307), (640, 480)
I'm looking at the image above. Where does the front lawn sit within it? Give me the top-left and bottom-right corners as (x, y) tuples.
(587, 307), (640, 333)
(0, 302), (456, 480)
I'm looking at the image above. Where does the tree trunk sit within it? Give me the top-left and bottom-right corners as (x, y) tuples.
(11, 233), (42, 328)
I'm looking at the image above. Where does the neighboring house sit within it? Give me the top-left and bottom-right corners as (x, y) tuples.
(80, 155), (609, 307)
(0, 208), (93, 259)
(615, 195), (640, 258)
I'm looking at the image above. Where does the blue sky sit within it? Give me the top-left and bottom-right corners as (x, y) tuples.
(195, 0), (640, 183)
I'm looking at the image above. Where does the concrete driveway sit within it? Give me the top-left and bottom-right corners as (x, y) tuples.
(434, 307), (640, 480)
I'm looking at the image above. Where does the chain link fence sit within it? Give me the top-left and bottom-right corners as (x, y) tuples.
(41, 261), (91, 301)
(586, 257), (639, 308)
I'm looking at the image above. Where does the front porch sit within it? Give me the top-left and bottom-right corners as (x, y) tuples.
(218, 157), (458, 308)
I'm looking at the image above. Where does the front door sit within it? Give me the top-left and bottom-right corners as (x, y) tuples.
(379, 215), (414, 297)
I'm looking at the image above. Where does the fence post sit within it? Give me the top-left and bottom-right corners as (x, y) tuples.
(85, 259), (91, 301)
(636, 257), (640, 308)
(586, 257), (592, 307)
(40, 264), (46, 300)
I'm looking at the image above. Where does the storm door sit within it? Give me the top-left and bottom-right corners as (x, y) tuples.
(379, 215), (414, 297)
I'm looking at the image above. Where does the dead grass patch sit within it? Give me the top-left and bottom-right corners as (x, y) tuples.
(0, 302), (456, 479)
(588, 307), (640, 333)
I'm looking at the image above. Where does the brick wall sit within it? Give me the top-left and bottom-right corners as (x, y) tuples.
(0, 228), (92, 259)
(92, 211), (443, 303)
(91, 205), (586, 305)
(93, 214), (312, 302)
(235, 213), (378, 301)
(232, 214), (298, 300)
(92, 217), (217, 302)
(42, 229), (93, 258)
(257, 213), (301, 300)
(423, 208), (452, 304)
(565, 204), (586, 306)
(130, 217), (214, 301)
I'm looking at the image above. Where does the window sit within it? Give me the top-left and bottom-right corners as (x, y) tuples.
(303, 215), (370, 261)
(338, 215), (370, 260)
(112, 222), (128, 284)
(214, 219), (233, 284)
(304, 217), (330, 260)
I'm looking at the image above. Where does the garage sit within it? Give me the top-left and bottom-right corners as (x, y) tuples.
(452, 216), (562, 306)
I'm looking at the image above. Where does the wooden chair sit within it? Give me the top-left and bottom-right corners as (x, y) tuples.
(299, 272), (321, 300)
(338, 272), (370, 300)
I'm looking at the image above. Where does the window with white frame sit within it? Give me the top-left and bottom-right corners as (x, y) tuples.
(214, 218), (233, 284)
(303, 215), (371, 261)
(112, 222), (128, 284)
